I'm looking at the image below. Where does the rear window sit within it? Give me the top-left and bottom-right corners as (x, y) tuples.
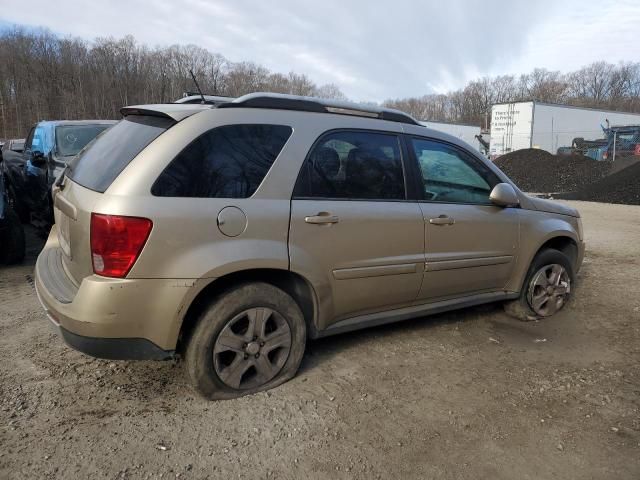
(68, 116), (173, 192)
(151, 124), (292, 198)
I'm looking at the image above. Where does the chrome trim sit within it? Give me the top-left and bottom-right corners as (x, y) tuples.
(425, 255), (512, 272)
(333, 263), (418, 280)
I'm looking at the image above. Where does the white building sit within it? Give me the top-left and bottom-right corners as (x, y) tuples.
(489, 101), (640, 158)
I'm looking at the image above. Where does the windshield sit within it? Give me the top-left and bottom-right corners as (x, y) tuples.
(55, 124), (112, 157)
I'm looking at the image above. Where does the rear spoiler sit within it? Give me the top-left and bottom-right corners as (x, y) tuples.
(120, 104), (211, 122)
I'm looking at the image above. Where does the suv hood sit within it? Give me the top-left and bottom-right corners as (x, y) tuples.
(527, 196), (580, 217)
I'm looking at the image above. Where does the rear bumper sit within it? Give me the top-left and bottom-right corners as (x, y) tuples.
(57, 325), (172, 360)
(35, 226), (196, 359)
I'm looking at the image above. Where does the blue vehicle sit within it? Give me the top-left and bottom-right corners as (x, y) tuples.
(2, 120), (116, 233)
(579, 125), (640, 161)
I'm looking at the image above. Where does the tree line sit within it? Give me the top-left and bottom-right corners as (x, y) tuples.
(1, 27), (639, 139)
(384, 63), (640, 128)
(0, 28), (346, 139)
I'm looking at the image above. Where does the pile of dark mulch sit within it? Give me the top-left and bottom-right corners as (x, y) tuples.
(559, 159), (640, 205)
(495, 149), (611, 193)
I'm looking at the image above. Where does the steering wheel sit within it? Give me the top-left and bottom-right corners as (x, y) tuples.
(425, 190), (439, 201)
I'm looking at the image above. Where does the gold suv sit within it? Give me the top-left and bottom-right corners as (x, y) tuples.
(35, 93), (585, 399)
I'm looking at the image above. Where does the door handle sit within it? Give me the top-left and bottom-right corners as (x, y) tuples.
(429, 215), (455, 226)
(305, 212), (339, 225)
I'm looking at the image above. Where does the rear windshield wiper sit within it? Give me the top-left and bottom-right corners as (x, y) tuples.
(55, 164), (72, 188)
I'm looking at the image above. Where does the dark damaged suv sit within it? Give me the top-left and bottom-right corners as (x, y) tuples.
(2, 120), (115, 231)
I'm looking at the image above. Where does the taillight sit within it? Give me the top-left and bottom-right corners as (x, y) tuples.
(90, 213), (153, 278)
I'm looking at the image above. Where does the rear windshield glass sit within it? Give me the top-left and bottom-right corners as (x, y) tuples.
(68, 116), (173, 193)
(55, 124), (112, 157)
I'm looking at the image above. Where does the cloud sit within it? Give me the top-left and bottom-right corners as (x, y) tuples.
(0, 0), (638, 101)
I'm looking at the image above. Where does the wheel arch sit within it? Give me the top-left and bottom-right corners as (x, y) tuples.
(535, 235), (579, 268)
(512, 233), (579, 293)
(174, 268), (318, 354)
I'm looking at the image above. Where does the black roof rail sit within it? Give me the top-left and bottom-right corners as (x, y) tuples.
(217, 92), (421, 125)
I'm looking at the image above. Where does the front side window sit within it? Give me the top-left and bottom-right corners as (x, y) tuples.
(294, 130), (405, 200)
(411, 138), (498, 204)
(152, 124), (292, 198)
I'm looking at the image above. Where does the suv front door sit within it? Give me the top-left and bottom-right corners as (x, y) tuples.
(289, 130), (425, 328)
(408, 137), (519, 301)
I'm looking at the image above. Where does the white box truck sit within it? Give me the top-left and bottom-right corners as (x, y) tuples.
(489, 101), (640, 158)
(419, 121), (483, 152)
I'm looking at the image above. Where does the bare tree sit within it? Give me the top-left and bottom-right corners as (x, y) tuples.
(0, 28), (348, 138)
(0, 27), (639, 138)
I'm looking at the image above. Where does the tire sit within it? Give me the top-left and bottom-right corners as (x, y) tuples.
(504, 249), (574, 321)
(0, 206), (26, 265)
(6, 183), (29, 223)
(184, 282), (307, 400)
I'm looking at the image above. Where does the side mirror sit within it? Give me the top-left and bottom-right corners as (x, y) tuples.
(30, 150), (46, 167)
(490, 183), (520, 207)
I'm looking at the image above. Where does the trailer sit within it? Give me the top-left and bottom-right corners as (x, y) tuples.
(419, 120), (483, 152)
(489, 101), (640, 158)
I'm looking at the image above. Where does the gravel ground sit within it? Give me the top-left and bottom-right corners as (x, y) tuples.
(1, 201), (639, 480)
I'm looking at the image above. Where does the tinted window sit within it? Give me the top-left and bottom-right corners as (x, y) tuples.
(411, 138), (498, 204)
(68, 116), (172, 193)
(294, 131), (405, 200)
(152, 124), (292, 198)
(55, 124), (112, 157)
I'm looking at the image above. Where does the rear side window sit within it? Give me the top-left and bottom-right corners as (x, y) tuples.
(68, 116), (173, 193)
(293, 130), (405, 200)
(152, 124), (292, 198)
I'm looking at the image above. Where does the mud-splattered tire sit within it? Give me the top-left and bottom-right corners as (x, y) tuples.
(504, 249), (574, 321)
(185, 282), (306, 400)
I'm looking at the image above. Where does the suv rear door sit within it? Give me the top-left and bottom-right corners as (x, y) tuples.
(289, 130), (425, 328)
(407, 136), (519, 300)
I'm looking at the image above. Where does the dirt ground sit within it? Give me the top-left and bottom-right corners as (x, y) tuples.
(1, 200), (639, 480)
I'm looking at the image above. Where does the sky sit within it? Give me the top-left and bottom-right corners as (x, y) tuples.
(1, 0), (639, 102)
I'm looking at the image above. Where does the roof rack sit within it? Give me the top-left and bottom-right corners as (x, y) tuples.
(174, 94), (235, 105)
(217, 92), (420, 125)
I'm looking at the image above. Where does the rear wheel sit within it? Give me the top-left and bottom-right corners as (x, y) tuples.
(504, 249), (574, 321)
(6, 183), (29, 223)
(184, 282), (306, 399)
(0, 206), (26, 265)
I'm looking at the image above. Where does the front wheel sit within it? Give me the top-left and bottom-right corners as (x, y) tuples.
(184, 282), (306, 400)
(504, 249), (574, 321)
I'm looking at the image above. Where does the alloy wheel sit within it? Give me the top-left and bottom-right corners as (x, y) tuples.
(527, 263), (571, 317)
(213, 307), (292, 390)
